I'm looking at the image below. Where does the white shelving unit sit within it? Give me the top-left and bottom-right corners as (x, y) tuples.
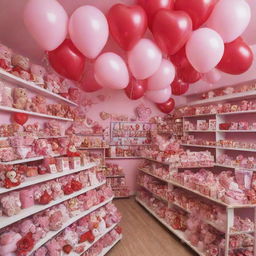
(0, 181), (106, 229)
(28, 196), (114, 256)
(0, 69), (77, 106)
(0, 162), (97, 194)
(0, 105), (73, 121)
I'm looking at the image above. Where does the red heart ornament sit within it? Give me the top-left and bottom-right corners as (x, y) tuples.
(124, 77), (146, 100)
(152, 10), (192, 56)
(48, 39), (86, 81)
(108, 4), (148, 51)
(138, 0), (174, 28)
(157, 98), (175, 113)
(217, 37), (253, 75)
(174, 0), (219, 29)
(13, 113), (29, 125)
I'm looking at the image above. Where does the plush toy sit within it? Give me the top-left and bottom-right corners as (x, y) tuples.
(3, 169), (21, 188)
(0, 191), (21, 216)
(46, 238), (62, 256)
(48, 209), (64, 231)
(33, 214), (50, 241)
(12, 88), (28, 110)
(11, 54), (32, 81)
(30, 95), (47, 114)
(45, 73), (61, 93)
(136, 104), (152, 121)
(67, 144), (80, 157)
(0, 231), (22, 256)
(68, 88), (80, 102)
(0, 43), (12, 72)
(19, 219), (36, 236)
(34, 246), (47, 256)
(30, 64), (46, 85)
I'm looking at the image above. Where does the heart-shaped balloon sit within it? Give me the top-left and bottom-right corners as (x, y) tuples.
(13, 113), (29, 125)
(125, 77), (146, 100)
(138, 0), (174, 28)
(169, 46), (190, 69)
(177, 64), (201, 83)
(157, 98), (175, 114)
(108, 4), (148, 51)
(171, 77), (189, 95)
(174, 0), (219, 29)
(217, 37), (253, 75)
(48, 39), (86, 81)
(152, 10), (192, 56)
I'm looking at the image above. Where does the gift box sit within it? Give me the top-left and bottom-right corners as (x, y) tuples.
(69, 157), (81, 169)
(56, 157), (69, 172)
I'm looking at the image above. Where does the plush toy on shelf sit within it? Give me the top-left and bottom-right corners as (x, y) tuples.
(30, 64), (46, 86)
(0, 43), (13, 72)
(3, 169), (21, 188)
(12, 88), (28, 110)
(11, 54), (32, 81)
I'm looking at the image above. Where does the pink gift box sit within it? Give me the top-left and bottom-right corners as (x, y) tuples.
(69, 157), (81, 169)
(56, 157), (69, 172)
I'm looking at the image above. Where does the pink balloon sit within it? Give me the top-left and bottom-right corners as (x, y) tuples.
(203, 68), (221, 84)
(186, 28), (224, 73)
(206, 0), (251, 43)
(94, 52), (129, 89)
(24, 0), (68, 51)
(69, 6), (109, 59)
(145, 87), (172, 103)
(147, 59), (175, 91)
(128, 39), (162, 80)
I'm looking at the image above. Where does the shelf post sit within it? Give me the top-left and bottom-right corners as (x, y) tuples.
(225, 208), (234, 256)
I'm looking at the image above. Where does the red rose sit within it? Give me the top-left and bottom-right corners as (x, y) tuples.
(16, 232), (34, 256)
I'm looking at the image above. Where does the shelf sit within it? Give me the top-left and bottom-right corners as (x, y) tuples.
(138, 168), (170, 183)
(219, 110), (256, 116)
(0, 105), (73, 121)
(181, 144), (216, 149)
(76, 223), (119, 256)
(0, 153), (64, 165)
(184, 130), (216, 133)
(106, 174), (125, 178)
(79, 147), (109, 150)
(215, 163), (256, 171)
(136, 197), (204, 256)
(143, 157), (171, 165)
(77, 134), (104, 136)
(105, 157), (142, 159)
(0, 69), (77, 106)
(0, 135), (68, 141)
(0, 162), (97, 195)
(187, 88), (256, 107)
(183, 113), (216, 118)
(98, 235), (122, 256)
(28, 196), (114, 256)
(217, 130), (256, 133)
(0, 180), (106, 229)
(109, 144), (151, 146)
(114, 196), (130, 199)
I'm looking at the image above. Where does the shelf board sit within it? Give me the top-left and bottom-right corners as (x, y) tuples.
(143, 157), (171, 165)
(138, 168), (170, 183)
(184, 130), (216, 133)
(187, 88), (256, 107)
(0, 181), (106, 229)
(0, 105), (73, 121)
(183, 113), (216, 118)
(114, 196), (130, 199)
(28, 196), (114, 256)
(106, 174), (125, 178)
(98, 235), (122, 256)
(136, 198), (204, 256)
(105, 157), (142, 159)
(0, 153), (64, 165)
(0, 69), (77, 106)
(217, 130), (256, 133)
(79, 147), (109, 150)
(0, 162), (97, 195)
(181, 144), (216, 149)
(215, 163), (256, 171)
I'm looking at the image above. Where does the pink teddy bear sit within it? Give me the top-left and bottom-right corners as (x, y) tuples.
(0, 191), (21, 216)
(45, 73), (61, 94)
(0, 231), (22, 256)
(31, 64), (46, 86)
(0, 43), (12, 71)
(19, 219), (36, 236)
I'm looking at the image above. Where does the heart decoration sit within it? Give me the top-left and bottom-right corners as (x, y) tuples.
(99, 112), (111, 120)
(157, 98), (175, 114)
(108, 4), (148, 51)
(152, 10), (192, 55)
(136, 104), (152, 121)
(13, 113), (29, 125)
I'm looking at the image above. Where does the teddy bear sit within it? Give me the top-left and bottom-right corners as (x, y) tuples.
(45, 73), (61, 93)
(3, 169), (21, 188)
(12, 87), (28, 110)
(33, 213), (50, 241)
(11, 54), (32, 81)
(0, 43), (13, 71)
(31, 64), (46, 86)
(0, 191), (21, 216)
(30, 95), (47, 114)
(0, 231), (22, 256)
(18, 219), (36, 236)
(0, 83), (13, 107)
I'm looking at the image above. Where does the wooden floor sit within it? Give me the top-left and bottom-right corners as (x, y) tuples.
(108, 198), (196, 256)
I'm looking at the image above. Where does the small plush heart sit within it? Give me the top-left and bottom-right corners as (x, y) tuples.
(39, 191), (53, 205)
(108, 4), (148, 50)
(13, 113), (28, 125)
(152, 10), (192, 55)
(63, 245), (73, 254)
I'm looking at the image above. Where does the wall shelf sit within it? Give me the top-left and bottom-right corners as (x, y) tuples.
(28, 196), (114, 256)
(98, 235), (122, 256)
(0, 181), (106, 229)
(0, 162), (97, 195)
(0, 105), (73, 121)
(0, 69), (78, 106)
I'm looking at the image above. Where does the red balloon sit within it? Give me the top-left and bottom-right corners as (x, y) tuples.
(108, 4), (148, 51)
(79, 62), (102, 93)
(152, 10), (192, 56)
(125, 78), (146, 100)
(169, 46), (190, 69)
(138, 0), (174, 28)
(217, 37), (253, 75)
(157, 98), (175, 114)
(177, 64), (202, 83)
(48, 39), (85, 81)
(13, 113), (28, 125)
(171, 78), (189, 95)
(174, 0), (219, 29)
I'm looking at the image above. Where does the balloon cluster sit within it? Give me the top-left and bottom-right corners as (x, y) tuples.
(24, 0), (253, 114)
